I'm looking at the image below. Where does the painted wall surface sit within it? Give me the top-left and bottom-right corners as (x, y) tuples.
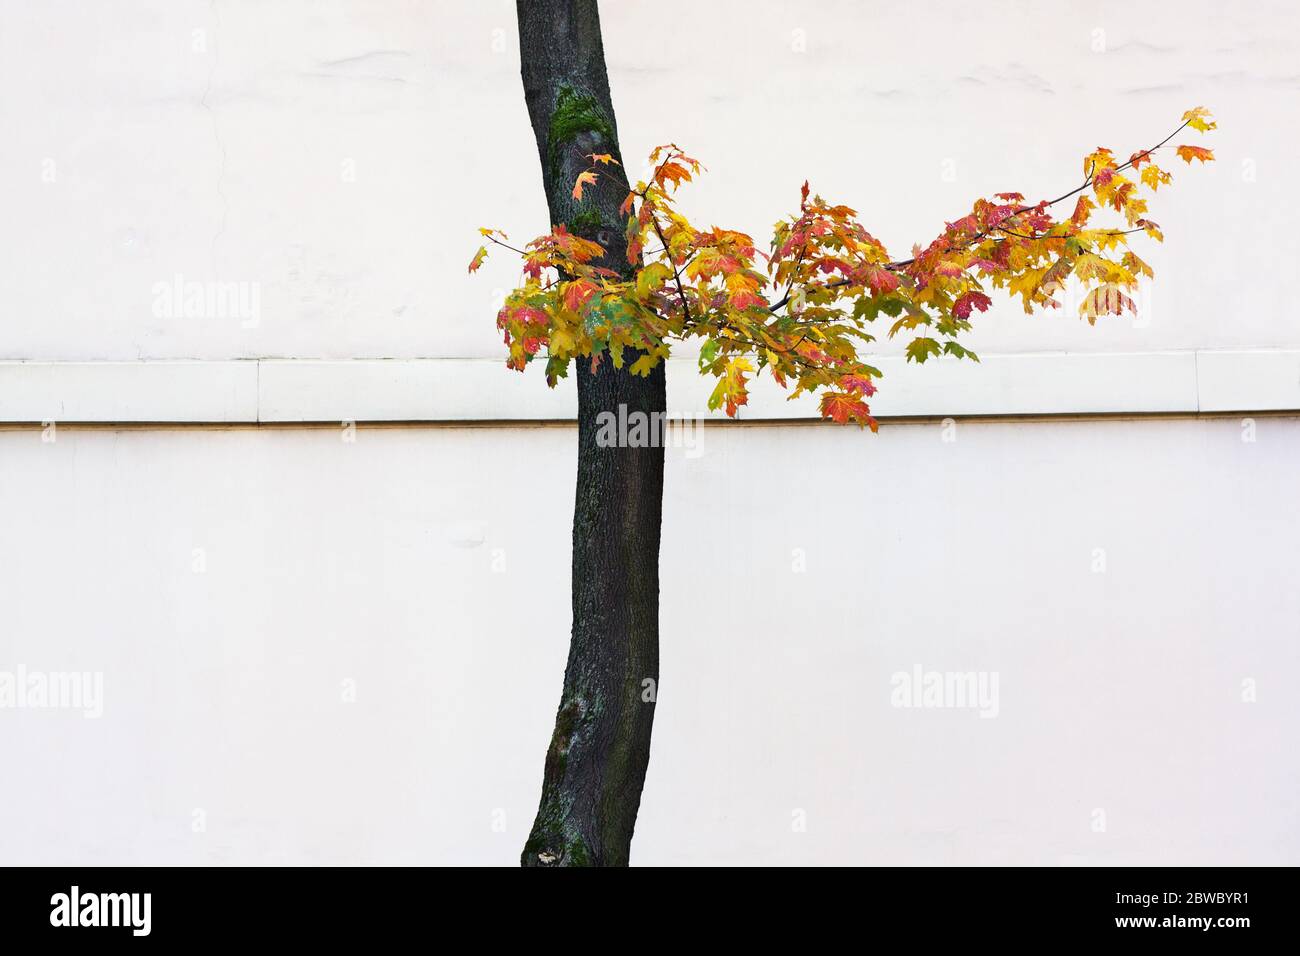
(1, 1), (1296, 867)
(1, 419), (1296, 865)
(1, 0), (1296, 362)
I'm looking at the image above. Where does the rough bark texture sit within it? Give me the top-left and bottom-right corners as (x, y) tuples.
(517, 0), (665, 867)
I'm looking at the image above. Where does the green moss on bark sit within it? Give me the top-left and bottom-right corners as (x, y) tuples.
(547, 85), (615, 178)
(570, 206), (603, 233)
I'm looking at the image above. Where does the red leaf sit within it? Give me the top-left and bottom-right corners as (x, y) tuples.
(838, 373), (877, 396)
(820, 391), (872, 426)
(953, 291), (992, 320)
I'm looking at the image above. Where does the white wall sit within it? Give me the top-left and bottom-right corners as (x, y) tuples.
(2, 0), (1296, 362)
(1, 0), (1297, 866)
(1, 418), (1296, 865)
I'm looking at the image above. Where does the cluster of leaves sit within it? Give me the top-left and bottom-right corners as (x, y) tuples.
(470, 109), (1215, 430)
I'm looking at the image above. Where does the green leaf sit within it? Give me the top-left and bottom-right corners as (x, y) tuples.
(698, 338), (720, 371)
(630, 352), (660, 377)
(905, 337), (942, 364)
(635, 262), (674, 299)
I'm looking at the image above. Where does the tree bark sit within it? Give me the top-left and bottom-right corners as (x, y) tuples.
(516, 0), (665, 867)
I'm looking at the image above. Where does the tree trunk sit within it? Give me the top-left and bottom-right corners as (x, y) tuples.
(516, 0), (665, 867)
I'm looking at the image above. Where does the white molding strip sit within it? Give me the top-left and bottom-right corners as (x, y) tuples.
(0, 360), (259, 423)
(0, 351), (1297, 424)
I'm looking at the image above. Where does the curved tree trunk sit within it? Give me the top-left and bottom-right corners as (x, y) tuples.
(516, 0), (665, 867)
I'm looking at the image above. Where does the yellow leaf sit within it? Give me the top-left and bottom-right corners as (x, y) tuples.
(1141, 164), (1171, 191)
(1181, 107), (1216, 132)
(635, 262), (674, 298)
(630, 353), (660, 377)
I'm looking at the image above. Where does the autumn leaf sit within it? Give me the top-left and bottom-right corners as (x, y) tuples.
(656, 161), (691, 191)
(708, 357), (753, 417)
(1122, 251), (1153, 279)
(468, 246), (488, 273)
(561, 280), (598, 314)
(1181, 106), (1216, 132)
(1175, 145), (1213, 165)
(838, 372), (877, 396)
(629, 352), (662, 377)
(1141, 164), (1171, 191)
(905, 337), (942, 364)
(820, 391), (873, 427)
(635, 262), (674, 298)
(1070, 194), (1095, 225)
(572, 170), (599, 200)
(1080, 283), (1136, 324)
(953, 291), (993, 320)
(472, 111), (1214, 422)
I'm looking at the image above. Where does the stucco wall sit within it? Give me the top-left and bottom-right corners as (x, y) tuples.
(1, 0), (1297, 865)
(2, 0), (1296, 363)
(1, 418), (1296, 865)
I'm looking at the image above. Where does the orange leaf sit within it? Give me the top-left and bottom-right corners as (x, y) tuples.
(820, 391), (873, 427)
(572, 170), (598, 200)
(1175, 145), (1213, 165)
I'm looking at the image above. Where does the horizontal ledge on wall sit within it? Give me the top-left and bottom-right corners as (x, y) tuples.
(0, 350), (1296, 424)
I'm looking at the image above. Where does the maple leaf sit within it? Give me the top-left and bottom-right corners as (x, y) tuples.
(635, 262), (673, 298)
(473, 113), (1214, 431)
(1071, 194), (1096, 226)
(838, 373), (877, 396)
(708, 357), (754, 417)
(561, 280), (598, 314)
(905, 337), (942, 364)
(1121, 251), (1153, 280)
(1138, 218), (1164, 242)
(953, 291), (993, 320)
(729, 289), (767, 310)
(1080, 283), (1136, 324)
(656, 162), (691, 191)
(572, 170), (599, 200)
(629, 353), (661, 377)
(820, 391), (873, 427)
(516, 306), (549, 327)
(1175, 145), (1213, 165)
(1141, 164), (1171, 191)
(468, 246), (488, 273)
(864, 265), (899, 294)
(1181, 106), (1216, 132)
